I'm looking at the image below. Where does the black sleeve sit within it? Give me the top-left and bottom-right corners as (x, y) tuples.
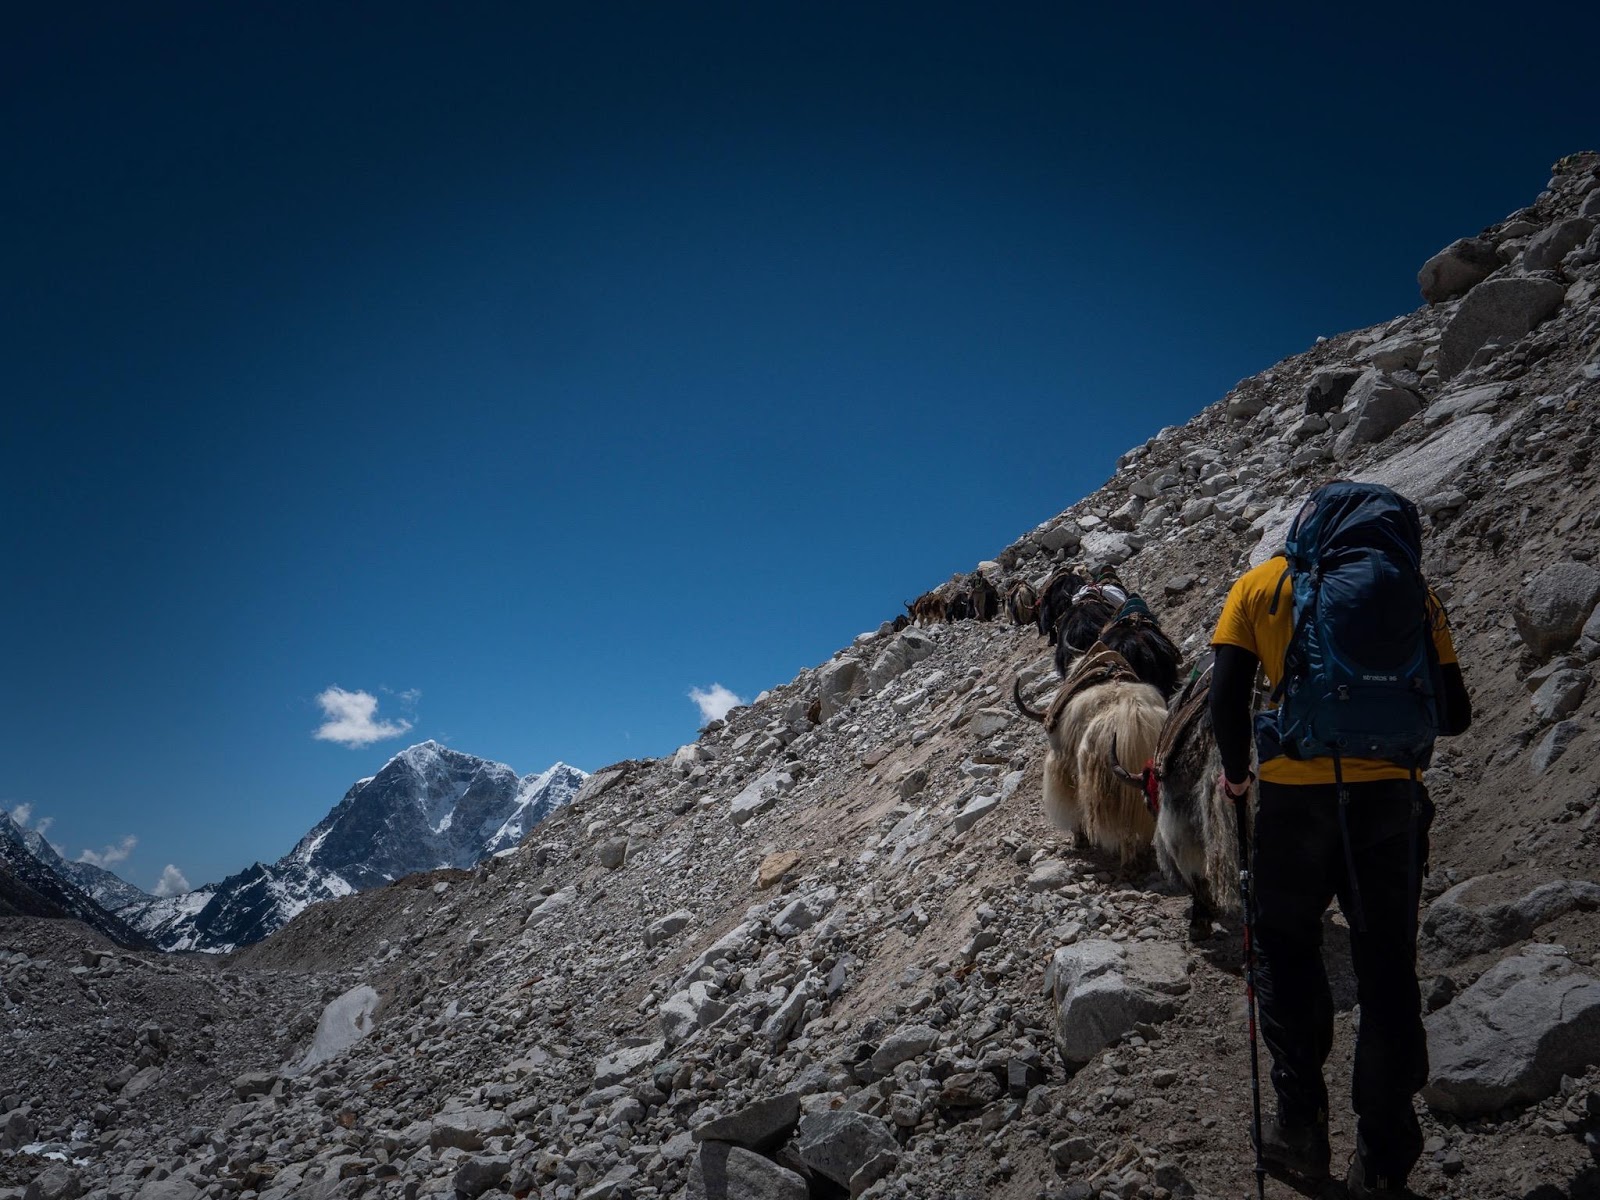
(1210, 643), (1259, 783)
(1438, 662), (1472, 736)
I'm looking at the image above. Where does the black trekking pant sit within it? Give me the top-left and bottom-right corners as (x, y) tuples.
(1251, 778), (1432, 1181)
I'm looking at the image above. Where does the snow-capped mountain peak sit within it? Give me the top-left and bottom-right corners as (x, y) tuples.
(117, 745), (586, 952)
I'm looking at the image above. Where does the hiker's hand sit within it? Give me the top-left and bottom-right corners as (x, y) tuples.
(1218, 770), (1253, 799)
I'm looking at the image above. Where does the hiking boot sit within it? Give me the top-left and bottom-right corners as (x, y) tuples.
(1345, 1153), (1421, 1197)
(1259, 1115), (1330, 1180)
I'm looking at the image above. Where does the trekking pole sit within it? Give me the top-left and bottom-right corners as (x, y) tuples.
(1232, 784), (1267, 1200)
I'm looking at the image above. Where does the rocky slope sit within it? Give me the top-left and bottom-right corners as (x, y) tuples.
(5, 153), (1600, 1200)
(115, 743), (587, 953)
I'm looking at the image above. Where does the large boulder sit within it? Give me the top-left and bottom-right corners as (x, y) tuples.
(1519, 217), (1596, 272)
(1437, 277), (1566, 379)
(1420, 877), (1600, 968)
(688, 1142), (808, 1200)
(1418, 236), (1500, 303)
(1513, 562), (1600, 659)
(23, 1166), (81, 1200)
(593, 1040), (665, 1088)
(729, 769), (795, 826)
(1530, 669), (1591, 722)
(794, 1110), (898, 1189)
(429, 1108), (513, 1151)
(1037, 518), (1083, 553)
(1333, 370), (1422, 457)
(870, 1024), (939, 1075)
(692, 1092), (801, 1151)
(1423, 945), (1600, 1116)
(817, 658), (868, 719)
(1045, 939), (1191, 1065)
(867, 629), (936, 691)
(1305, 368), (1362, 415)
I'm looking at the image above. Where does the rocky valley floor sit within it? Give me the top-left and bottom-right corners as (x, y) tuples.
(6, 154), (1600, 1200)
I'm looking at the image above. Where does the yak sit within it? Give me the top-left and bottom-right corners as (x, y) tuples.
(969, 574), (1000, 621)
(946, 589), (973, 621)
(906, 592), (947, 626)
(1110, 662), (1243, 941)
(1051, 591), (1118, 678)
(1007, 580), (1039, 627)
(1097, 607), (1182, 700)
(1014, 645), (1166, 865)
(1036, 568), (1091, 642)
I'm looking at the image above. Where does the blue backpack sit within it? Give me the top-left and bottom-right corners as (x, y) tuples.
(1264, 481), (1442, 772)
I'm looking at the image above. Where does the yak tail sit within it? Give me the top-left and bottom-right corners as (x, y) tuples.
(1012, 677), (1047, 723)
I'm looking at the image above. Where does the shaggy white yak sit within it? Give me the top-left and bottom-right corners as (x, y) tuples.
(1015, 650), (1165, 865)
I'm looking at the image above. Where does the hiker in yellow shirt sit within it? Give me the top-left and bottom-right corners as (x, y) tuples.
(1210, 481), (1472, 1198)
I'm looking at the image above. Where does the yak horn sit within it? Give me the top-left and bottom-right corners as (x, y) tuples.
(1012, 677), (1046, 723)
(1108, 734), (1145, 791)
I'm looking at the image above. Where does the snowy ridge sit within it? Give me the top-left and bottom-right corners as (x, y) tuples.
(118, 742), (585, 952)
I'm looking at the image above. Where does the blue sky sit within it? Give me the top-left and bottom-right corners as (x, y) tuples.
(3, 3), (1596, 893)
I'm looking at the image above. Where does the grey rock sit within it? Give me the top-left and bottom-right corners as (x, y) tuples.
(596, 836), (628, 870)
(1438, 277), (1566, 379)
(869, 1025), (938, 1074)
(1360, 335), (1427, 372)
(1333, 370), (1421, 457)
(1520, 217), (1595, 272)
(1532, 721), (1583, 774)
(131, 1183), (201, 1200)
(951, 793), (1000, 833)
(1037, 520), (1082, 553)
(523, 886), (574, 927)
(774, 886), (837, 935)
(230, 1069), (278, 1101)
(644, 909), (694, 949)
(1418, 237), (1500, 303)
(849, 1150), (898, 1197)
(1305, 368), (1362, 415)
(687, 1142), (808, 1200)
(867, 630), (937, 692)
(429, 1108), (513, 1151)
(452, 1156), (511, 1200)
(1423, 945), (1600, 1115)
(1514, 562), (1600, 659)
(1288, 414), (1329, 444)
(968, 707), (1011, 738)
(761, 978), (815, 1047)
(1421, 878), (1600, 968)
(794, 1110), (898, 1188)
(897, 767), (929, 800)
(593, 1040), (665, 1088)
(693, 1092), (801, 1150)
(1026, 859), (1073, 892)
(1, 1110), (34, 1151)
(818, 658), (868, 720)
(1045, 940), (1192, 1065)
(23, 1166), (80, 1200)
(1531, 669), (1591, 723)
(730, 769), (794, 826)
(1424, 382), (1512, 427)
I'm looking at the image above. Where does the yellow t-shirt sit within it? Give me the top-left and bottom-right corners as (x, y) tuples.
(1211, 556), (1459, 785)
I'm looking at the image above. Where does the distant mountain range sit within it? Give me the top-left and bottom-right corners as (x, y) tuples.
(0, 813), (149, 946)
(4, 741), (585, 953)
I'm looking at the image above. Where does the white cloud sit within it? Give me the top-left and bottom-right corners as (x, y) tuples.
(314, 686), (414, 748)
(9, 802), (32, 827)
(152, 864), (191, 897)
(34, 816), (53, 837)
(397, 688), (422, 706)
(78, 835), (137, 868)
(689, 683), (744, 726)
